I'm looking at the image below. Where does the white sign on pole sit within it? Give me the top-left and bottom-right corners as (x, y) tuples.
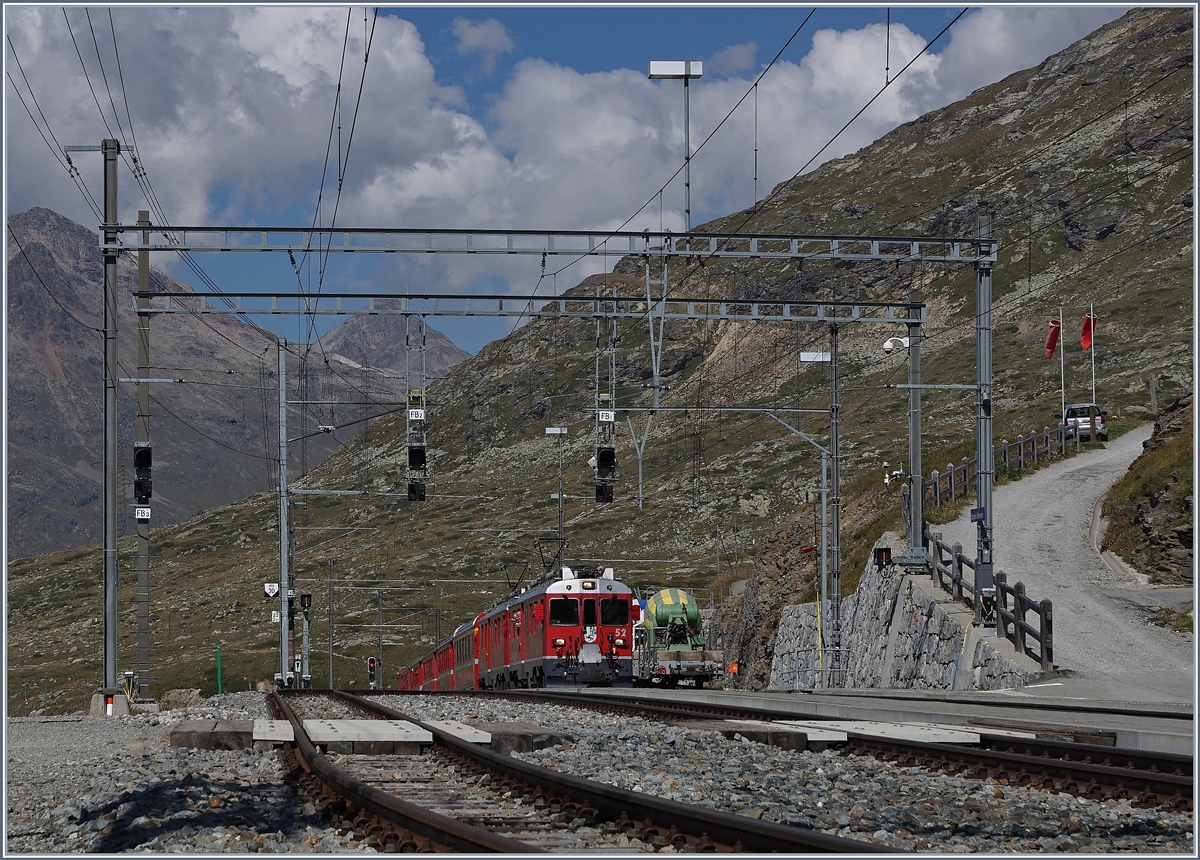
(800, 352), (832, 362)
(134, 507), (151, 520)
(598, 410), (615, 423)
(409, 408), (425, 421)
(264, 582), (280, 598)
(271, 610), (281, 623)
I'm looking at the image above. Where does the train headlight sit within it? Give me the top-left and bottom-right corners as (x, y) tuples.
(552, 638), (566, 647)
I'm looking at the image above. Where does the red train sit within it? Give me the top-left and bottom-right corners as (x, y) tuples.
(398, 566), (638, 690)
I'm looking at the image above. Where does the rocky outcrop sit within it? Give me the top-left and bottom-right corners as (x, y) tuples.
(1128, 394), (1194, 584)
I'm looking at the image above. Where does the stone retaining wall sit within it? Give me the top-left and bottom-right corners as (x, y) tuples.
(768, 534), (1040, 691)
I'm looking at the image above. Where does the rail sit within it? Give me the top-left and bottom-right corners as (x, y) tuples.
(269, 692), (531, 853)
(922, 528), (1054, 672)
(347, 693), (889, 853)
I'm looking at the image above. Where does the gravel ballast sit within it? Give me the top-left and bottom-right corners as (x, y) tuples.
(6, 691), (1194, 853)
(5, 693), (359, 854)
(376, 694), (1195, 854)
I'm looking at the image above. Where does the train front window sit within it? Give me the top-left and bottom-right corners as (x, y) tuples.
(600, 597), (629, 625)
(548, 597), (579, 625)
(583, 598), (597, 627)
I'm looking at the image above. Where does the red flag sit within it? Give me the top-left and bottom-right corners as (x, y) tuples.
(1081, 313), (1096, 350)
(1044, 319), (1061, 359)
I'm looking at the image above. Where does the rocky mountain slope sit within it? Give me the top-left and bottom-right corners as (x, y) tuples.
(6, 8), (1192, 709)
(1102, 393), (1194, 587)
(5, 208), (469, 560)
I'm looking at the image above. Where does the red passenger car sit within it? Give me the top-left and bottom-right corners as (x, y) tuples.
(398, 566), (637, 690)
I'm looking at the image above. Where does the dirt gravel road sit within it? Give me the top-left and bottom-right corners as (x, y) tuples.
(933, 424), (1194, 703)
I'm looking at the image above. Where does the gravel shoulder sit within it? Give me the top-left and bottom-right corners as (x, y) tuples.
(932, 425), (1195, 703)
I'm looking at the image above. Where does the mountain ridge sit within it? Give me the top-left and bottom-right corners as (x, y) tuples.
(4, 8), (1192, 708)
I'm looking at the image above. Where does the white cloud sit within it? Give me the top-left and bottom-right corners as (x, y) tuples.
(707, 42), (757, 77)
(5, 5), (1129, 303)
(450, 17), (514, 75)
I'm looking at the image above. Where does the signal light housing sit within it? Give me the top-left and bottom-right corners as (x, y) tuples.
(408, 481), (426, 502)
(596, 445), (616, 478)
(408, 444), (426, 470)
(133, 445), (152, 503)
(595, 484), (613, 503)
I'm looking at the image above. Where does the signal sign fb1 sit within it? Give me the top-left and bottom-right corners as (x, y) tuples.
(598, 410), (615, 422)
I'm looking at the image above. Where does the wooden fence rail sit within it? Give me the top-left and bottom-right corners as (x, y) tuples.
(994, 572), (1054, 672)
(922, 527), (1054, 673)
(923, 424), (1079, 511)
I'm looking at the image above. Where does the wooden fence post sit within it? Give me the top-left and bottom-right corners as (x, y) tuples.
(994, 571), (1008, 643)
(947, 463), (955, 501)
(951, 542), (963, 600)
(931, 470), (941, 507)
(1040, 599), (1053, 671)
(1000, 439), (1009, 471)
(1017, 435), (1025, 470)
(1014, 582), (1028, 655)
(1030, 429), (1038, 465)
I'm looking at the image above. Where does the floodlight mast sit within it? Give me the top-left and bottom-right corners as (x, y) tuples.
(546, 427), (568, 569)
(649, 61), (703, 233)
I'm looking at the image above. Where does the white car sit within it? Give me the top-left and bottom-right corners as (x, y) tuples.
(1060, 402), (1108, 441)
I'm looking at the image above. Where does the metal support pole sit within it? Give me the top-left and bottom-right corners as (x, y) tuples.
(556, 433), (565, 568)
(135, 210), (151, 701)
(328, 558), (335, 689)
(684, 74), (691, 232)
(277, 340), (290, 686)
(376, 589), (384, 690)
(828, 324), (842, 664)
(1089, 300), (1097, 404)
(975, 214), (996, 625)
(102, 138), (120, 699)
(908, 284), (923, 553)
(819, 449), (828, 654)
(301, 603), (311, 687)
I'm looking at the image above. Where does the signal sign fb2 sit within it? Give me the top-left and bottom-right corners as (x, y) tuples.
(409, 408), (425, 421)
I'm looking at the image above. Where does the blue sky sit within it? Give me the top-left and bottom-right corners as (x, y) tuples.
(6, 4), (1127, 352)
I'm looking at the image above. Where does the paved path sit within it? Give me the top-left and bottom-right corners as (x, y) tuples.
(933, 425), (1194, 704)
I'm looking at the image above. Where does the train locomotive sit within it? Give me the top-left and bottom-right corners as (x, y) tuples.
(398, 565), (637, 691)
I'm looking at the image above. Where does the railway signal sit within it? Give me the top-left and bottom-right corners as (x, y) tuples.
(133, 444), (152, 503)
(367, 656), (377, 689)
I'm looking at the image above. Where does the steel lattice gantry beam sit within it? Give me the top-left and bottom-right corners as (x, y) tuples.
(110, 219), (998, 689)
(105, 224), (996, 265)
(138, 291), (924, 325)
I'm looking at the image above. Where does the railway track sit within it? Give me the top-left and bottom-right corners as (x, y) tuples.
(272, 690), (888, 852)
(447, 689), (1193, 811)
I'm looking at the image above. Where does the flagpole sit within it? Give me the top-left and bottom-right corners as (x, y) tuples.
(1060, 306), (1066, 418)
(1089, 301), (1096, 404)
